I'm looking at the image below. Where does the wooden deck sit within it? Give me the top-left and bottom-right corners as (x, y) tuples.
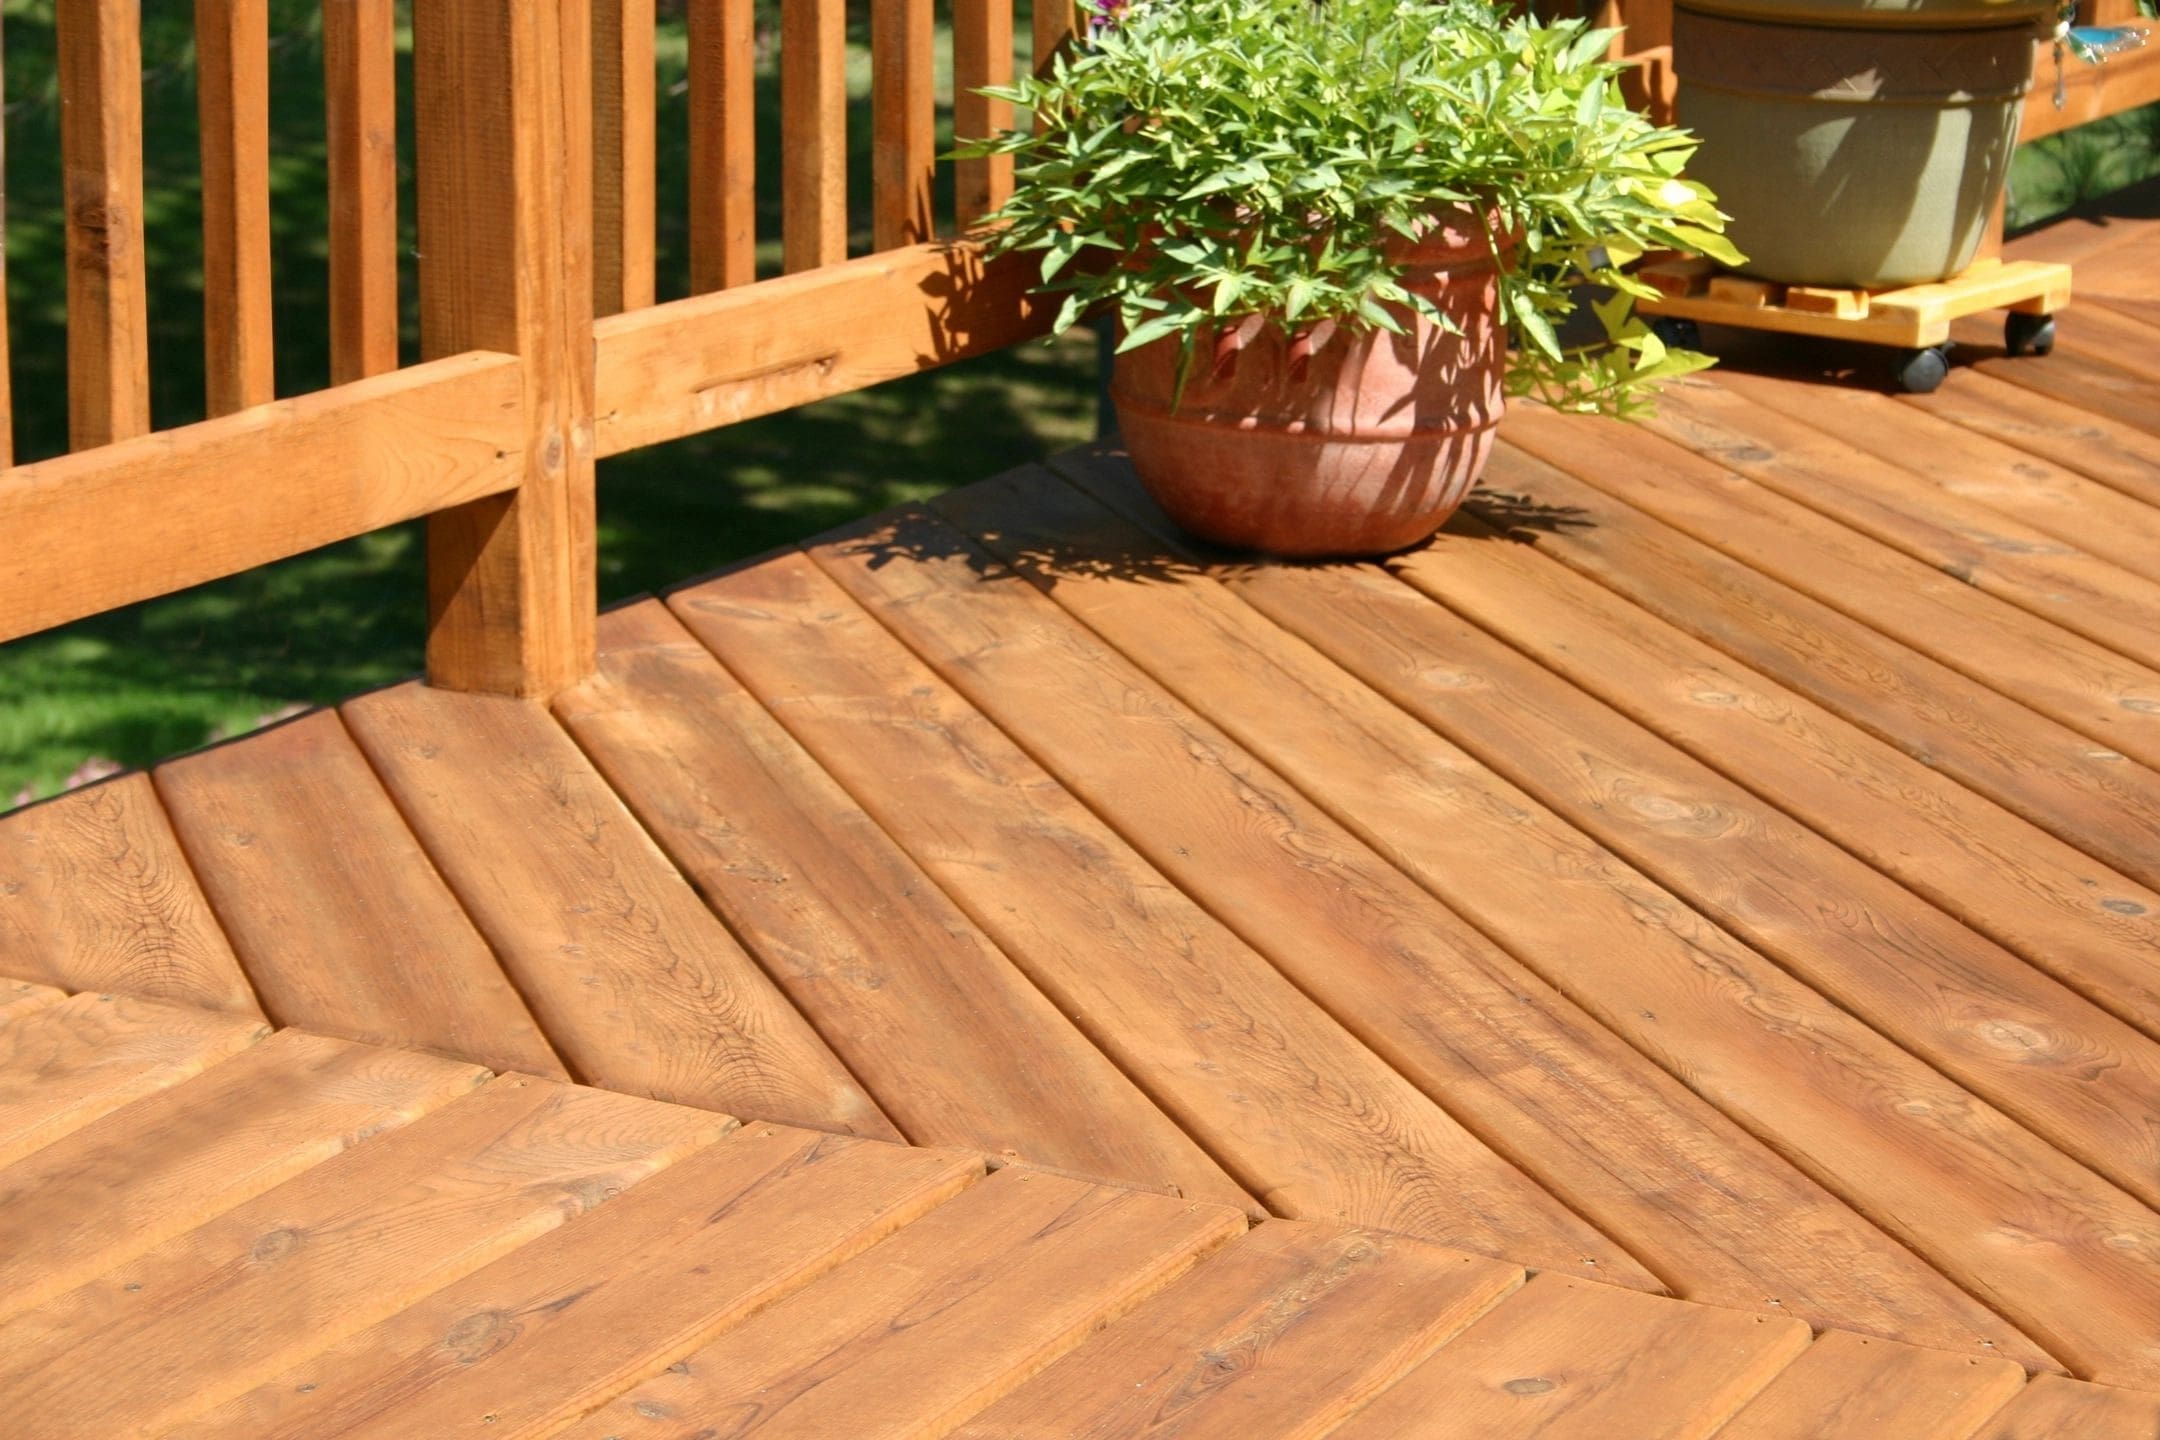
(7, 209), (2160, 1430)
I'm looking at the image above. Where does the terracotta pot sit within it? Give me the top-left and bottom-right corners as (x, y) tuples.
(1110, 211), (1509, 557)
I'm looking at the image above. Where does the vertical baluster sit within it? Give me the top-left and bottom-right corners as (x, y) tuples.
(781, 0), (848, 272)
(197, 0), (276, 414)
(688, 0), (756, 290)
(324, 0), (399, 383)
(952, 0), (1013, 232)
(1033, 0), (1075, 77)
(56, 0), (151, 449)
(415, 0), (597, 696)
(593, 0), (656, 315)
(872, 0), (934, 249)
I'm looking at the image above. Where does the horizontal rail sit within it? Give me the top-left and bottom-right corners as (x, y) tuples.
(0, 352), (525, 644)
(2019, 22), (2160, 141)
(592, 240), (1054, 457)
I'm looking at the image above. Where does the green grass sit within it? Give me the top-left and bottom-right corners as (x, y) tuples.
(0, 1), (1098, 807)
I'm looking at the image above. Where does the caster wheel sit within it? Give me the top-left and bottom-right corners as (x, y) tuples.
(1892, 342), (1952, 394)
(2005, 311), (2056, 357)
(1650, 316), (1703, 351)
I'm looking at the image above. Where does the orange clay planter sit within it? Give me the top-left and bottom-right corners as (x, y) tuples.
(1111, 214), (1509, 557)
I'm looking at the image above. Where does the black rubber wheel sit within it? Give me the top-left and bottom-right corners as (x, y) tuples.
(1892, 342), (1952, 394)
(1649, 316), (1703, 351)
(2005, 311), (2056, 357)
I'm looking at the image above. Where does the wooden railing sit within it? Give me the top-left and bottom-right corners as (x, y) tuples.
(0, 0), (2150, 700)
(0, 0), (1056, 697)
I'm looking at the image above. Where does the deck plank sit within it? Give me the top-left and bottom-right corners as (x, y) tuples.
(341, 682), (893, 1136)
(0, 978), (67, 1023)
(1486, 426), (2160, 894)
(2039, 298), (2160, 385)
(0, 991), (268, 1167)
(951, 1220), (1523, 1439)
(0, 773), (258, 1012)
(1323, 1273), (1811, 1440)
(556, 1167), (1245, 1439)
(1908, 368), (2160, 508)
(672, 552), (1651, 1280)
(1970, 345), (2160, 441)
(173, 1127), (981, 1440)
(156, 710), (568, 1076)
(556, 600), (1254, 1210)
(1714, 1330), (2027, 1440)
(0, 1072), (728, 1439)
(1974, 1373), (2160, 1438)
(0, 1029), (485, 1321)
(946, 470), (2125, 1365)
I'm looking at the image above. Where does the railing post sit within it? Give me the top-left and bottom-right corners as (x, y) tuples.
(412, 0), (597, 697)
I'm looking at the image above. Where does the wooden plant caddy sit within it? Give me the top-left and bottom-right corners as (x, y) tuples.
(1636, 255), (2073, 392)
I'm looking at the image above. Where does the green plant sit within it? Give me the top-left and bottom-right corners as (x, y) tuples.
(959, 0), (1743, 415)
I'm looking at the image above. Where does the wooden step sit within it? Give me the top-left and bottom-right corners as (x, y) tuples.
(555, 1166), (1245, 1438)
(171, 1127), (981, 1439)
(0, 1072), (727, 1439)
(1716, 1329), (2026, 1439)
(342, 682), (893, 1136)
(156, 709), (568, 1077)
(0, 991), (268, 1167)
(952, 1219), (1522, 1439)
(1975, 1373), (2160, 1438)
(0, 774), (258, 1012)
(556, 600), (1254, 1212)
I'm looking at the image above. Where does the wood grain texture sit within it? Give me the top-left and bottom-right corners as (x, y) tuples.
(155, 710), (567, 1076)
(1324, 1274), (1812, 1440)
(413, 0), (597, 696)
(343, 681), (891, 1134)
(1909, 367), (2160, 510)
(0, 1072), (726, 1440)
(56, 0), (151, 448)
(557, 601), (1252, 1209)
(951, 0), (1013, 229)
(0, 1028), (485, 1321)
(688, 0), (756, 291)
(781, 0), (847, 271)
(0, 773), (255, 1009)
(1972, 342), (2160, 445)
(1406, 471), (2160, 1051)
(591, 0), (656, 315)
(195, 0), (275, 414)
(593, 241), (1053, 455)
(0, 352), (526, 643)
(174, 1127), (982, 1440)
(1975, 1373), (2160, 1438)
(1716, 1329), (2027, 1439)
(0, 979), (66, 1023)
(2019, 295), (2160, 385)
(952, 1220), (1523, 1439)
(672, 552), (1652, 1281)
(323, 0), (400, 383)
(871, 0), (935, 249)
(1482, 433), (2160, 897)
(1712, 365), (2160, 598)
(0, 18), (13, 466)
(0, 991), (268, 1168)
(557, 1166), (1246, 1439)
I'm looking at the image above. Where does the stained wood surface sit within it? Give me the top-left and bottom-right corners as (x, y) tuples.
(155, 710), (565, 1076)
(1324, 1273), (1811, 1440)
(322, 0), (400, 383)
(591, 0), (657, 315)
(672, 552), (1653, 1281)
(1716, 1329), (2027, 1439)
(1976, 1373), (2160, 1438)
(556, 1166), (1245, 1438)
(0, 1029), (484, 1320)
(57, 0), (151, 448)
(688, 0), (757, 291)
(781, 0), (847, 272)
(871, 0), (935, 249)
(0, 773), (256, 1010)
(951, 1220), (1523, 1439)
(951, 0), (1014, 229)
(342, 681), (891, 1134)
(1908, 368), (2160, 509)
(0, 980), (65, 1023)
(176, 1127), (980, 1440)
(0, 992), (268, 1167)
(194, 0), (275, 414)
(555, 601), (1252, 1208)
(929, 471), (2040, 1361)
(0, 1073), (725, 1439)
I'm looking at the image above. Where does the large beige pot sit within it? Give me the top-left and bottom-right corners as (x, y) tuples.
(1675, 9), (2039, 287)
(1109, 214), (1508, 557)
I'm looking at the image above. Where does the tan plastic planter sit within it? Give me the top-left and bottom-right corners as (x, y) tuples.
(1674, 9), (2039, 288)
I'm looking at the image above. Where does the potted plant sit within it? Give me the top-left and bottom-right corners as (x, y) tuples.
(960, 0), (1743, 556)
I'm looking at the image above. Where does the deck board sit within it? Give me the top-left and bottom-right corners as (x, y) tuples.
(13, 209), (2160, 1414)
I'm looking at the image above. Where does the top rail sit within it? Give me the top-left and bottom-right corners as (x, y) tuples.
(0, 0), (2147, 695)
